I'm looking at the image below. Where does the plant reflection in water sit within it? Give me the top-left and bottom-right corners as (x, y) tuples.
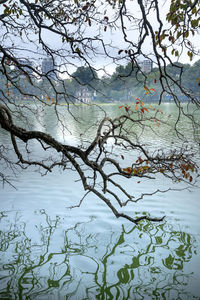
(0, 210), (199, 299)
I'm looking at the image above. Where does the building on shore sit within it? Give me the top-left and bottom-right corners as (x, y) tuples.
(138, 59), (153, 74)
(41, 56), (56, 79)
(75, 87), (95, 103)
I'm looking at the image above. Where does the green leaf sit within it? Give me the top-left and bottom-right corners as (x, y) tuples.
(176, 31), (182, 39)
(75, 47), (82, 55)
(175, 50), (179, 57)
(191, 19), (198, 28)
(184, 30), (189, 38)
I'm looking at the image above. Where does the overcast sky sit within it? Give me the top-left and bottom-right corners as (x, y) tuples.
(1, 0), (199, 77)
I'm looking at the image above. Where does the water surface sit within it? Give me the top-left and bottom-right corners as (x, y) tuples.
(0, 103), (200, 299)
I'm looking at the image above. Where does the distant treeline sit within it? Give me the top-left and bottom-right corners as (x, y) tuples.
(1, 59), (200, 103)
(62, 59), (200, 103)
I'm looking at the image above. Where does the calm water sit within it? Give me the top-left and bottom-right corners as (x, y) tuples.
(0, 103), (200, 299)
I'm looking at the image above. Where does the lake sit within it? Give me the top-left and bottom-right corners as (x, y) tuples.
(0, 103), (200, 299)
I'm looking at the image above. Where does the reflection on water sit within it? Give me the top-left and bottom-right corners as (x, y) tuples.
(29, 103), (200, 154)
(0, 210), (199, 299)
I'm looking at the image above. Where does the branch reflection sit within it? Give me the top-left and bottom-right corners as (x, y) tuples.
(0, 210), (199, 299)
